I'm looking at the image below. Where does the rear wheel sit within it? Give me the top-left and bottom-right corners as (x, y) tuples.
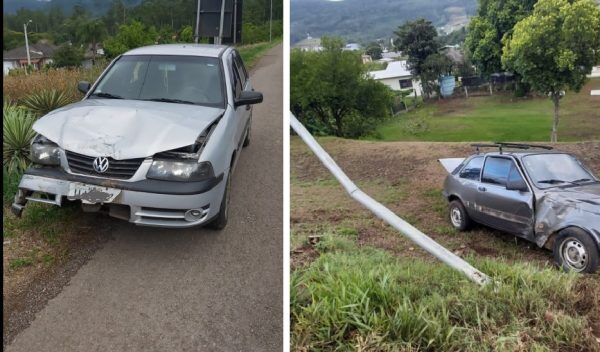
(208, 171), (231, 230)
(449, 200), (471, 231)
(554, 227), (599, 273)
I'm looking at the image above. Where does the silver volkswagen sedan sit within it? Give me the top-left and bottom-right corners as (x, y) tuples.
(11, 44), (263, 229)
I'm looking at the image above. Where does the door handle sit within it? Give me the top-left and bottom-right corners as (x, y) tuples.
(478, 186), (486, 192)
(245, 105), (251, 111)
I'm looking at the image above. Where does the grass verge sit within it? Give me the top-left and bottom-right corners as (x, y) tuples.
(237, 39), (281, 69)
(292, 244), (600, 351)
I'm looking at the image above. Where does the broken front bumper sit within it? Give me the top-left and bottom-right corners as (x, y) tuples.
(12, 167), (226, 228)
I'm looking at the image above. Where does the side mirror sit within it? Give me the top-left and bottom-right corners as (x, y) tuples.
(506, 177), (528, 192)
(77, 81), (91, 94)
(234, 91), (263, 107)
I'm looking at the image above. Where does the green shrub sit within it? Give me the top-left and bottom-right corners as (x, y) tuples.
(20, 90), (73, 117)
(3, 102), (37, 172)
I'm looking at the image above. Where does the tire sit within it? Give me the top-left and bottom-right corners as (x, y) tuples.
(242, 118), (251, 148)
(553, 227), (599, 273)
(448, 200), (471, 231)
(207, 171), (231, 230)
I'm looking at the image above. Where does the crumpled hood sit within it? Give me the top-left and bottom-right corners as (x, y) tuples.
(33, 99), (224, 159)
(541, 183), (600, 216)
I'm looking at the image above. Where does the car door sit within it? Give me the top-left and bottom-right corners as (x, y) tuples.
(455, 156), (485, 220)
(475, 156), (534, 237)
(230, 51), (251, 150)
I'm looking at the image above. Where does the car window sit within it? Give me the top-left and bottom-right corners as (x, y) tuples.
(459, 156), (483, 180)
(523, 153), (595, 188)
(507, 163), (526, 187)
(233, 52), (247, 86)
(92, 55), (224, 107)
(229, 55), (242, 98)
(482, 157), (513, 186)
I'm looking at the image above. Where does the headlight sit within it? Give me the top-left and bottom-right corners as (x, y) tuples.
(30, 135), (61, 166)
(147, 160), (214, 182)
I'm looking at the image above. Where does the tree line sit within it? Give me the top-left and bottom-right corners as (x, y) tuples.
(3, 0), (283, 52)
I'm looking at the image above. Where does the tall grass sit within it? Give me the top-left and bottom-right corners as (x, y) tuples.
(3, 65), (106, 104)
(292, 247), (599, 351)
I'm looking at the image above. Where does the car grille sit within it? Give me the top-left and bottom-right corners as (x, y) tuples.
(65, 150), (145, 180)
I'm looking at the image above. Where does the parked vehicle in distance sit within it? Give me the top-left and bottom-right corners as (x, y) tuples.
(11, 44), (263, 229)
(440, 143), (600, 273)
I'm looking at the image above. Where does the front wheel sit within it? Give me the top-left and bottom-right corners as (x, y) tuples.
(448, 200), (471, 231)
(553, 228), (599, 273)
(207, 171), (231, 230)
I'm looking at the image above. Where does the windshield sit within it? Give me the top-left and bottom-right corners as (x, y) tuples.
(91, 55), (224, 107)
(522, 153), (596, 188)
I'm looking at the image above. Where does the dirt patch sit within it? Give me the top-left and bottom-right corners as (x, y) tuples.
(3, 208), (113, 346)
(291, 139), (600, 267)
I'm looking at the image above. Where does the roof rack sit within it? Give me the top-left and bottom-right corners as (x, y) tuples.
(471, 142), (553, 154)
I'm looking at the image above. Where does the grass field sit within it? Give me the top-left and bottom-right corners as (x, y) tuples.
(290, 138), (600, 351)
(373, 78), (600, 142)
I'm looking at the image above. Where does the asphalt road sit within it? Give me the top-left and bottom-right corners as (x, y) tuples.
(6, 44), (283, 352)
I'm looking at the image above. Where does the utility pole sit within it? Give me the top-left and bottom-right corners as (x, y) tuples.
(217, 0), (226, 45)
(233, 0), (238, 44)
(269, 0), (273, 42)
(23, 20), (32, 75)
(194, 0), (201, 43)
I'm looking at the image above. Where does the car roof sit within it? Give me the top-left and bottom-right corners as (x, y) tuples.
(470, 150), (568, 158)
(122, 44), (230, 58)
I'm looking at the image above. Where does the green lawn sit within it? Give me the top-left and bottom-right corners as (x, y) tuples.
(373, 78), (600, 142)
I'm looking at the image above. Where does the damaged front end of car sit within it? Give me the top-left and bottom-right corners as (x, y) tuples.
(11, 113), (226, 228)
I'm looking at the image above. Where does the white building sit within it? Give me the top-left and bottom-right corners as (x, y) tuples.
(369, 60), (423, 96)
(291, 35), (323, 52)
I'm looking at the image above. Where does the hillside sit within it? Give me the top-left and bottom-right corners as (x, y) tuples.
(290, 0), (477, 44)
(3, 0), (141, 15)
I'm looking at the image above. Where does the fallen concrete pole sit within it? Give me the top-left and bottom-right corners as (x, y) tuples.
(290, 113), (491, 286)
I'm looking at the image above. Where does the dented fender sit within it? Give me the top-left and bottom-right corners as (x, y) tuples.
(534, 187), (600, 248)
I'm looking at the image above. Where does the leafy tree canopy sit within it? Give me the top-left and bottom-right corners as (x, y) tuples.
(394, 19), (439, 76)
(365, 42), (383, 60)
(52, 44), (85, 68)
(502, 0), (600, 141)
(103, 20), (157, 58)
(465, 0), (537, 76)
(291, 37), (393, 138)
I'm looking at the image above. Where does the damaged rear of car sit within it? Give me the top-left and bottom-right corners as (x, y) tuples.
(11, 44), (263, 229)
(440, 143), (600, 273)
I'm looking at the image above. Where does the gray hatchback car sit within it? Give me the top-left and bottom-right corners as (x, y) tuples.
(440, 143), (600, 273)
(11, 44), (262, 229)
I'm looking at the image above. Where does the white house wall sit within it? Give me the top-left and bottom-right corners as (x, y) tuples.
(376, 77), (423, 96)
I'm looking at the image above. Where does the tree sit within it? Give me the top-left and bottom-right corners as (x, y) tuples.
(420, 53), (454, 98)
(52, 44), (84, 68)
(394, 19), (439, 76)
(179, 25), (193, 43)
(465, 0), (537, 76)
(291, 37), (393, 137)
(103, 21), (157, 58)
(365, 42), (383, 60)
(77, 19), (107, 63)
(502, 0), (600, 142)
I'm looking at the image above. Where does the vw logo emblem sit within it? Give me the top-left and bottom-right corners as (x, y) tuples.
(92, 157), (110, 173)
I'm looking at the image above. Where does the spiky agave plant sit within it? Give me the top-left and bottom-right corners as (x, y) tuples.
(20, 89), (73, 117)
(3, 102), (37, 172)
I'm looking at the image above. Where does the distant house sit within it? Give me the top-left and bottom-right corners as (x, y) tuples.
(343, 43), (361, 51)
(82, 43), (105, 68)
(3, 42), (57, 75)
(369, 60), (423, 96)
(589, 65), (600, 78)
(292, 35), (323, 52)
